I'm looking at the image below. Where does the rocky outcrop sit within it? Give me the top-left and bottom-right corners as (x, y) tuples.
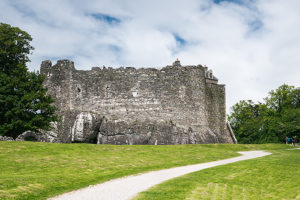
(14, 122), (60, 142)
(97, 119), (223, 145)
(0, 136), (14, 141)
(70, 112), (102, 143)
(16, 130), (59, 143)
(16, 131), (43, 141)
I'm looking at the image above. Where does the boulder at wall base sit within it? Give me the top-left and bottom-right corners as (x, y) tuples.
(16, 131), (44, 142)
(70, 112), (102, 143)
(16, 122), (60, 143)
(0, 136), (14, 141)
(15, 130), (58, 142)
(11, 131), (59, 142)
(14, 111), (103, 143)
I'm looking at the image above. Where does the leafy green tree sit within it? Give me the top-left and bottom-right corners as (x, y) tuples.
(228, 100), (268, 143)
(0, 23), (57, 139)
(264, 84), (300, 141)
(265, 84), (295, 113)
(291, 87), (300, 108)
(228, 84), (300, 144)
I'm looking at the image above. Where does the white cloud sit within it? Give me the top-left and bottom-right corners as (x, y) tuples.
(1, 0), (299, 112)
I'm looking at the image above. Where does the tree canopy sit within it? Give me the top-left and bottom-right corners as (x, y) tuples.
(228, 84), (300, 143)
(0, 23), (57, 139)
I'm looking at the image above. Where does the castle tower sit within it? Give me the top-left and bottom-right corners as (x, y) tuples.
(40, 59), (236, 144)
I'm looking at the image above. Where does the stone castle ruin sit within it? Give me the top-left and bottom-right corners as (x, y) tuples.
(35, 59), (236, 144)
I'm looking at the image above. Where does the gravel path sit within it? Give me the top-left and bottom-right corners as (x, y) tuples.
(49, 150), (271, 200)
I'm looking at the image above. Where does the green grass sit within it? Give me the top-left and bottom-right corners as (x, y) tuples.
(0, 142), (246, 200)
(135, 145), (300, 200)
(0, 142), (295, 200)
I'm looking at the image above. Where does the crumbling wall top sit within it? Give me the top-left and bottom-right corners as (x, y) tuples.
(41, 59), (221, 86)
(203, 64), (219, 84)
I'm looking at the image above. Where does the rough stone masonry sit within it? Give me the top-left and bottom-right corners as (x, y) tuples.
(38, 59), (236, 145)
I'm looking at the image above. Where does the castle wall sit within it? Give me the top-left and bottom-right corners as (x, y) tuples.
(205, 84), (232, 143)
(41, 60), (234, 144)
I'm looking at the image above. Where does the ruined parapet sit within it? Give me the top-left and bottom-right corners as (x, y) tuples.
(204, 65), (218, 84)
(172, 58), (181, 67)
(40, 60), (52, 75)
(40, 59), (235, 144)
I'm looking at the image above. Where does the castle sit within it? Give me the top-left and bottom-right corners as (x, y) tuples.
(37, 59), (236, 144)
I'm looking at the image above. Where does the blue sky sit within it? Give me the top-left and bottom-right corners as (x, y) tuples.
(213, 0), (250, 5)
(90, 13), (121, 24)
(1, 0), (300, 112)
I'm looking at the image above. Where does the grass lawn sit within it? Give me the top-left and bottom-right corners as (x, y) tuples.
(135, 145), (300, 200)
(0, 142), (293, 200)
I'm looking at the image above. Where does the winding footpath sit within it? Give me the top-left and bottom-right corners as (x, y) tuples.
(49, 150), (271, 200)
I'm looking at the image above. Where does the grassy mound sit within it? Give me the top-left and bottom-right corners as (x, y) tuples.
(0, 142), (290, 200)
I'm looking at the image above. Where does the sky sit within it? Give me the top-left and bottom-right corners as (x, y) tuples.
(1, 0), (300, 113)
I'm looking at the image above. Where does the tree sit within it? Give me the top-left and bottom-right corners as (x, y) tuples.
(264, 84), (295, 114)
(264, 84), (300, 142)
(228, 84), (300, 144)
(0, 23), (58, 139)
(228, 100), (269, 143)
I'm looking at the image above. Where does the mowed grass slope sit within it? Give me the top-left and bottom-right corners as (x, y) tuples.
(1, 141), (243, 200)
(0, 142), (291, 200)
(135, 146), (300, 200)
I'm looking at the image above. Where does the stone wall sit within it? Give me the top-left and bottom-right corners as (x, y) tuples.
(40, 59), (236, 144)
